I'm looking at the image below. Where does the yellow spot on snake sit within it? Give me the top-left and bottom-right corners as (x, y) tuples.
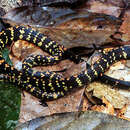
(0, 60), (5, 64)
(123, 52), (127, 59)
(53, 93), (58, 99)
(38, 42), (42, 46)
(19, 29), (25, 34)
(19, 35), (23, 39)
(30, 87), (35, 92)
(41, 36), (47, 42)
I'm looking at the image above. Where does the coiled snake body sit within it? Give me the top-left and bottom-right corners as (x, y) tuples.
(0, 26), (129, 102)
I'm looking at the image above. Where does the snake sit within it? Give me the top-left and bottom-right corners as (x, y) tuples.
(0, 26), (130, 102)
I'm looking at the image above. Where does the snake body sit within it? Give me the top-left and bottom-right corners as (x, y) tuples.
(0, 26), (130, 101)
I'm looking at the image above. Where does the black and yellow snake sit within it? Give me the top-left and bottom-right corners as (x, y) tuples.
(0, 26), (129, 102)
